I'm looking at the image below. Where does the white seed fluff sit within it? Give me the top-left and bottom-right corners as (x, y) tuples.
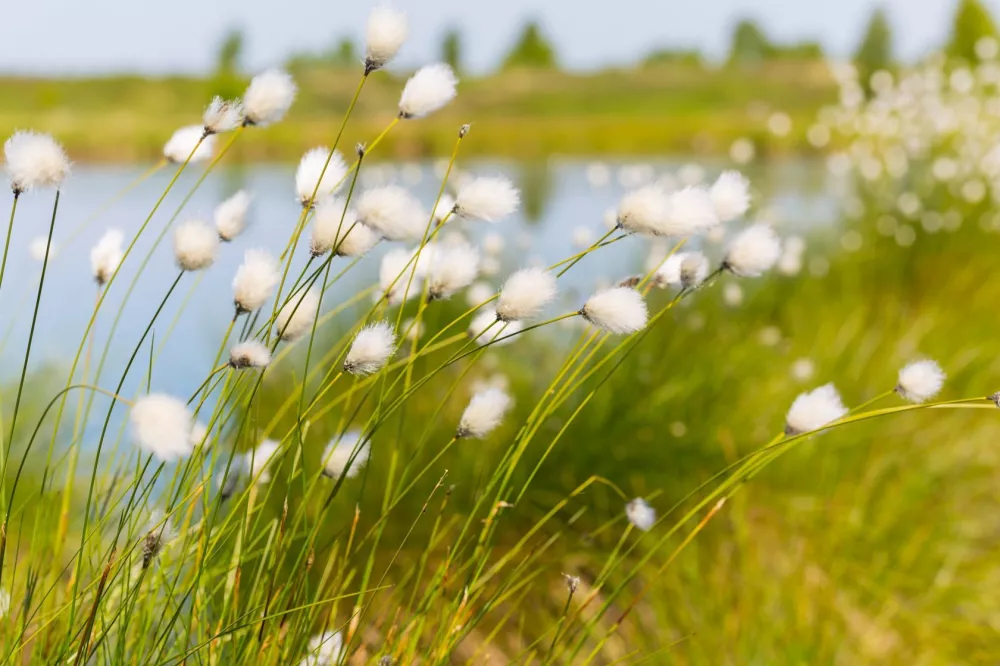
(246, 439), (281, 483)
(344, 322), (397, 376)
(496, 267), (557, 322)
(379, 248), (422, 304)
(365, 7), (408, 72)
(189, 421), (209, 448)
(785, 383), (848, 435)
(626, 498), (656, 531)
(433, 193), (456, 224)
(301, 631), (343, 666)
(662, 186), (719, 235)
(233, 249), (280, 313)
(4, 131), (70, 192)
(229, 340), (272, 369)
(29, 236), (54, 263)
(457, 388), (512, 439)
(581, 287), (648, 335)
(679, 251), (710, 289)
(896, 360), (946, 403)
(356, 185), (426, 241)
(616, 185), (671, 236)
(130, 394), (194, 461)
(275, 289), (320, 341)
(163, 125), (216, 164)
(90, 228), (124, 286)
(398, 64), (458, 118)
(653, 252), (684, 288)
(468, 309), (521, 346)
(214, 190), (252, 241)
(296, 148), (348, 206)
(428, 243), (480, 300)
(724, 223), (781, 277)
(173, 220), (219, 271)
(242, 70), (297, 127)
(203, 97), (243, 134)
(454, 176), (521, 222)
(711, 170), (751, 222)
(321, 431), (370, 479)
(311, 198), (378, 258)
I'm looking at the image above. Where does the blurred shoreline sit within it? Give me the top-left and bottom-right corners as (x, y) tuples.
(0, 61), (835, 162)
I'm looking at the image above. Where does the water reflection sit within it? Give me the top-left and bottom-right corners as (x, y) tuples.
(0, 158), (841, 400)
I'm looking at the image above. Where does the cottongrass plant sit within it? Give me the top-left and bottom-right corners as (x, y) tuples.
(0, 10), (995, 666)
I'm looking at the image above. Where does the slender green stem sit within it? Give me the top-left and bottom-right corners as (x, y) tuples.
(0, 190), (59, 532)
(0, 192), (19, 295)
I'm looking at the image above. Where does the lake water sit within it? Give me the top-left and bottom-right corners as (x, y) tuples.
(0, 158), (842, 415)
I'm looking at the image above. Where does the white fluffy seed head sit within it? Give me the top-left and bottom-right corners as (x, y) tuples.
(246, 439), (280, 483)
(454, 176), (521, 222)
(679, 251), (710, 289)
(4, 131), (70, 193)
(468, 309), (522, 346)
(190, 421), (209, 448)
(724, 223), (781, 277)
(229, 340), (271, 369)
(29, 236), (53, 263)
(163, 125), (216, 164)
(896, 360), (945, 403)
(398, 64), (458, 118)
(303, 631), (344, 666)
(457, 388), (512, 438)
(242, 70), (297, 126)
(365, 7), (408, 72)
(428, 243), (479, 300)
(581, 287), (648, 335)
(90, 228), (124, 286)
(616, 185), (671, 236)
(785, 383), (848, 435)
(356, 186), (426, 241)
(653, 252), (684, 288)
(296, 148), (347, 207)
(711, 170), (751, 222)
(311, 198), (378, 257)
(379, 248), (422, 304)
(215, 190), (252, 241)
(433, 193), (456, 223)
(626, 498), (656, 531)
(130, 394), (194, 461)
(344, 322), (397, 376)
(173, 220), (219, 271)
(496, 267), (557, 322)
(275, 289), (319, 341)
(661, 186), (719, 235)
(321, 431), (370, 479)
(203, 97), (243, 134)
(233, 249), (280, 313)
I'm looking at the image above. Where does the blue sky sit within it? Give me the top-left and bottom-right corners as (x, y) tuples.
(0, 0), (993, 75)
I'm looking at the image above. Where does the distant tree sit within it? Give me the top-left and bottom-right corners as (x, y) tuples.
(854, 9), (893, 70)
(215, 28), (244, 77)
(728, 18), (774, 65)
(441, 28), (463, 73)
(502, 21), (558, 69)
(212, 28), (245, 98)
(947, 0), (1000, 62)
(642, 49), (703, 67)
(331, 37), (358, 68)
(854, 8), (893, 85)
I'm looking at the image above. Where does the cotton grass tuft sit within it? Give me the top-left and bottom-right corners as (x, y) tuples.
(4, 131), (70, 193)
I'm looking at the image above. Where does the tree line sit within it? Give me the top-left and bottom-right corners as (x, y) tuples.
(211, 0), (1000, 78)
